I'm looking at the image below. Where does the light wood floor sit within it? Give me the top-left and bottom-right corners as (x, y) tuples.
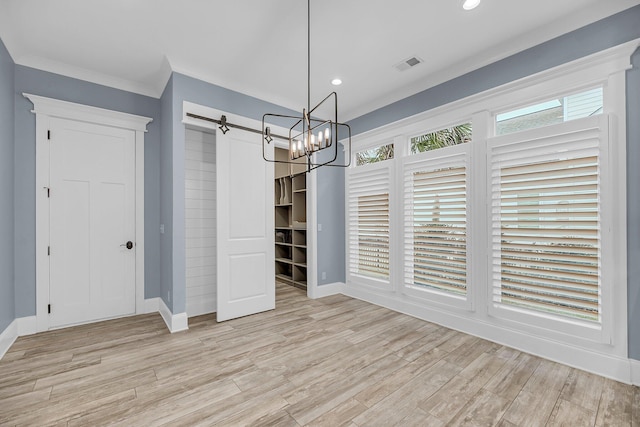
(1, 283), (638, 426)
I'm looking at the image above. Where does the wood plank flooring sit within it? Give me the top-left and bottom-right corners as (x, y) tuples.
(1, 283), (638, 426)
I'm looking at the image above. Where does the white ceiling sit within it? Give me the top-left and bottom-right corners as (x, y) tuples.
(1, 0), (638, 121)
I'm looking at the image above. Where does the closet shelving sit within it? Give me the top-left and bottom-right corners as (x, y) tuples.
(274, 148), (307, 290)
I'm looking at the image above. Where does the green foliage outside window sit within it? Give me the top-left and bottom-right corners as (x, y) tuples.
(356, 143), (394, 166)
(411, 123), (472, 154)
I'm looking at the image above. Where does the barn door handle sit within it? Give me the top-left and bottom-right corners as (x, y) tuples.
(121, 241), (133, 250)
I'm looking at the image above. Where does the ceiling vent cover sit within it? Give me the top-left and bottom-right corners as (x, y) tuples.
(395, 56), (423, 72)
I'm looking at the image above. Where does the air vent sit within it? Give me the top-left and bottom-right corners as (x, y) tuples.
(395, 56), (423, 72)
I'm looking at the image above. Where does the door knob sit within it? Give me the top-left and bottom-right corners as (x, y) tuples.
(120, 241), (133, 250)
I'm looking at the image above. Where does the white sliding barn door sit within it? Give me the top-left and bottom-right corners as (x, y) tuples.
(49, 117), (136, 328)
(216, 127), (275, 321)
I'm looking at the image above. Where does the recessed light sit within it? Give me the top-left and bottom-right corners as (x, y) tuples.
(462, 0), (481, 10)
(331, 78), (342, 86)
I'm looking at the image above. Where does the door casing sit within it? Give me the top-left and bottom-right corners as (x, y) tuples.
(181, 101), (320, 307)
(26, 93), (152, 332)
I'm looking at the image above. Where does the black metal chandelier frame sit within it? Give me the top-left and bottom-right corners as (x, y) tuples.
(261, 0), (351, 173)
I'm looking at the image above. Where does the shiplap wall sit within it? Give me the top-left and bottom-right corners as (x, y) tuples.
(185, 128), (216, 317)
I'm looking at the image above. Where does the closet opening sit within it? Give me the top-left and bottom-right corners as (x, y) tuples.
(274, 147), (308, 292)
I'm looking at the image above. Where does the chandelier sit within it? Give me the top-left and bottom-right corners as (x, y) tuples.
(262, 0), (351, 173)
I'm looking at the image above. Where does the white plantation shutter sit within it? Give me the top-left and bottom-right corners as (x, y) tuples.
(348, 163), (391, 282)
(403, 150), (469, 299)
(489, 117), (606, 323)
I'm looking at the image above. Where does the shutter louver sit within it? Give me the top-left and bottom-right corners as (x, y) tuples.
(490, 123), (602, 322)
(348, 165), (391, 280)
(404, 152), (468, 297)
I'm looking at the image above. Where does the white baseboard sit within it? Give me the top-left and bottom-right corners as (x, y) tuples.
(0, 320), (18, 360)
(142, 297), (160, 314)
(17, 316), (37, 336)
(159, 299), (189, 333)
(631, 359), (640, 386)
(309, 282), (345, 299)
(1, 301), (192, 361)
(343, 285), (636, 385)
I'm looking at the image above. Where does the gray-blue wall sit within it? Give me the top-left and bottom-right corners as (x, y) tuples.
(161, 72), (298, 314)
(0, 38), (15, 332)
(346, 5), (640, 360)
(13, 65), (162, 317)
(317, 149), (346, 286)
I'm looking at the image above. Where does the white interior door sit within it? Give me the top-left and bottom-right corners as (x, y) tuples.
(49, 117), (136, 328)
(216, 126), (275, 321)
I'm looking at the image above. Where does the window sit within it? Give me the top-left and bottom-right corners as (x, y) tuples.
(356, 143), (394, 166)
(410, 123), (472, 154)
(403, 151), (469, 299)
(347, 163), (392, 283)
(489, 116), (605, 323)
(496, 87), (603, 135)
(345, 45), (631, 373)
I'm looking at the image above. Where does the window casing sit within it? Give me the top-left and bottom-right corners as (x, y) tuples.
(344, 45), (630, 356)
(402, 144), (471, 308)
(347, 161), (393, 289)
(344, 42), (639, 379)
(487, 115), (608, 341)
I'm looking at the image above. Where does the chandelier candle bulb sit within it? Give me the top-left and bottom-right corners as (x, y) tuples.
(318, 131), (323, 149)
(325, 128), (330, 146)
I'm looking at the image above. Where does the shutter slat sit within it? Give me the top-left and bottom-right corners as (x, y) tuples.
(498, 184), (597, 196)
(499, 202), (597, 211)
(501, 164), (596, 181)
(500, 295), (597, 319)
(500, 226), (597, 237)
(500, 264), (598, 284)
(501, 284), (598, 307)
(498, 235), (598, 245)
(499, 192), (597, 204)
(502, 283), (598, 302)
(499, 174), (597, 190)
(499, 243), (598, 257)
(501, 253), (598, 268)
(500, 156), (597, 175)
(408, 256), (467, 269)
(414, 273), (467, 288)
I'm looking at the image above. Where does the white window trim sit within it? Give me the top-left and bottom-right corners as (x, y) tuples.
(400, 143), (473, 311)
(344, 39), (638, 384)
(346, 159), (395, 291)
(25, 93), (152, 333)
(486, 114), (610, 344)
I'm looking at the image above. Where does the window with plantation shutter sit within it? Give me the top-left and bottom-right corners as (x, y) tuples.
(344, 49), (631, 366)
(347, 163), (391, 283)
(489, 116), (606, 323)
(403, 150), (469, 301)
